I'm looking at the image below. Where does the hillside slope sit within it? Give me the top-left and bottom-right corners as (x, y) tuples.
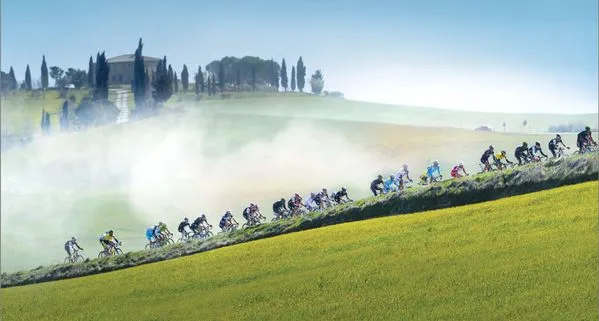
(1, 153), (597, 286)
(2, 182), (597, 321)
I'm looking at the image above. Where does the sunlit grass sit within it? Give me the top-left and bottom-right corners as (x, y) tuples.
(3, 182), (597, 321)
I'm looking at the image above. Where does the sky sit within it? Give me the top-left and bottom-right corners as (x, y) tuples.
(1, 0), (597, 113)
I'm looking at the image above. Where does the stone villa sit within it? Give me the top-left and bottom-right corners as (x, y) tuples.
(105, 54), (161, 85)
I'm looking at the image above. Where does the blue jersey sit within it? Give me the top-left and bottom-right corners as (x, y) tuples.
(145, 228), (154, 240)
(384, 178), (396, 191)
(427, 165), (441, 177)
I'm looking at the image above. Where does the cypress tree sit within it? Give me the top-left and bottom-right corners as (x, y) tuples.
(291, 66), (296, 92)
(25, 65), (32, 90)
(8, 67), (17, 90)
(198, 66), (204, 93)
(87, 56), (94, 87)
(236, 69), (241, 91)
(153, 57), (173, 103)
(41, 55), (49, 90)
(167, 64), (174, 96)
(271, 60), (279, 92)
(174, 72), (179, 93)
(251, 67), (256, 91)
(133, 38), (146, 108)
(181, 65), (189, 93)
(211, 76), (216, 95)
(206, 76), (212, 96)
(296, 56), (306, 92)
(195, 72), (200, 95)
(280, 59), (288, 91)
(94, 52), (110, 101)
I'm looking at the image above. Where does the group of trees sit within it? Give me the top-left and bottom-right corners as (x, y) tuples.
(1, 55), (89, 93)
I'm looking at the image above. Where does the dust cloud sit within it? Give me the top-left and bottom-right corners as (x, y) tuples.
(1, 109), (393, 272)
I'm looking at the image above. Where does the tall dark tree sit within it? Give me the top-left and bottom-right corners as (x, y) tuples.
(40, 108), (47, 133)
(167, 64), (174, 94)
(296, 56), (306, 92)
(194, 72), (200, 95)
(133, 38), (146, 108)
(94, 52), (110, 101)
(291, 66), (296, 92)
(198, 66), (205, 93)
(60, 100), (69, 131)
(280, 59), (288, 91)
(218, 62), (225, 92)
(25, 65), (32, 90)
(251, 67), (256, 91)
(87, 56), (94, 87)
(211, 76), (216, 95)
(181, 65), (189, 93)
(174, 72), (179, 93)
(270, 60), (279, 91)
(8, 67), (17, 90)
(206, 76), (212, 96)
(236, 69), (241, 91)
(153, 57), (173, 103)
(41, 55), (49, 90)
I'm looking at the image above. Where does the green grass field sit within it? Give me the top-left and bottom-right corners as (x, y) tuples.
(2, 182), (597, 321)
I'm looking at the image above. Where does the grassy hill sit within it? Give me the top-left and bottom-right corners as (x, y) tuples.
(2, 181), (597, 321)
(1, 92), (596, 273)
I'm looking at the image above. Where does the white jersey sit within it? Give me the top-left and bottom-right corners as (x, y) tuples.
(397, 169), (409, 181)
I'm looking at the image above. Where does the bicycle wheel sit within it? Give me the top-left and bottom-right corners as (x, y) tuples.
(115, 248), (123, 255)
(98, 251), (106, 259)
(166, 238), (174, 245)
(206, 231), (213, 237)
(64, 257), (72, 264)
(75, 254), (85, 263)
(145, 243), (151, 250)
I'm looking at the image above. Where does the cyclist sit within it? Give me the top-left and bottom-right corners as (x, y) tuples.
(493, 150), (513, 169)
(370, 175), (384, 196)
(305, 192), (319, 211)
(334, 187), (353, 204)
(272, 198), (288, 219)
(383, 174), (399, 193)
(528, 141), (548, 162)
(191, 214), (211, 235)
(548, 134), (569, 157)
(219, 211), (238, 231)
(577, 126), (597, 153)
(424, 160), (442, 184)
(64, 237), (84, 260)
(154, 221), (172, 242)
(514, 142), (530, 165)
(288, 193), (304, 215)
(145, 226), (156, 245)
(99, 230), (120, 253)
(396, 164), (413, 190)
(480, 145), (495, 172)
(177, 218), (191, 239)
(319, 188), (331, 208)
(242, 204), (252, 223)
(250, 203), (264, 222)
(450, 162), (469, 178)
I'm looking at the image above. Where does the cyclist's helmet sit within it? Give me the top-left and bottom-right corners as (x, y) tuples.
(433, 160), (439, 166)
(225, 211), (231, 216)
(403, 163), (409, 170)
(535, 141), (541, 146)
(280, 198), (285, 202)
(459, 161), (464, 167)
(377, 175), (383, 180)
(322, 188), (327, 193)
(501, 150), (506, 155)
(489, 145), (494, 151)
(522, 142), (528, 147)
(341, 187), (347, 192)
(184, 217), (189, 222)
(586, 126), (591, 132)
(390, 174), (395, 179)
(311, 192), (316, 197)
(556, 134), (561, 140)
(201, 214), (206, 219)
(71, 237), (76, 242)
(294, 193), (300, 198)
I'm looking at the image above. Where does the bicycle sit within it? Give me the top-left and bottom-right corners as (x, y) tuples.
(98, 242), (123, 258)
(64, 249), (85, 264)
(193, 225), (214, 240)
(573, 143), (597, 155)
(221, 223), (239, 233)
(242, 213), (265, 228)
(177, 230), (195, 243)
